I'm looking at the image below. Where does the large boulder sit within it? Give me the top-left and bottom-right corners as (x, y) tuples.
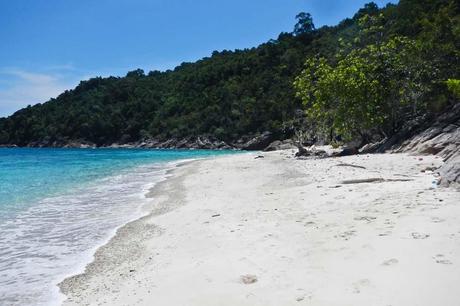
(439, 152), (460, 188)
(239, 132), (275, 151)
(194, 136), (233, 150)
(263, 139), (297, 151)
(356, 103), (459, 187)
(295, 145), (327, 158)
(332, 146), (359, 157)
(394, 103), (460, 188)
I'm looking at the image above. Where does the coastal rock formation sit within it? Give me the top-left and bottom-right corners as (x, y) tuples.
(236, 131), (276, 151)
(362, 103), (460, 187)
(332, 146), (360, 157)
(438, 153), (460, 187)
(25, 139), (97, 149)
(17, 133), (288, 151)
(263, 139), (297, 151)
(294, 145), (327, 158)
(286, 103), (459, 187)
(393, 104), (460, 187)
(131, 136), (234, 150)
(0, 144), (18, 148)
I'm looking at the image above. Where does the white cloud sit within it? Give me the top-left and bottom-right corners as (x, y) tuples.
(0, 62), (178, 118)
(0, 68), (78, 117)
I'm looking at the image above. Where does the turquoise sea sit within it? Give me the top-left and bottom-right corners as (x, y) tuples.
(0, 148), (234, 306)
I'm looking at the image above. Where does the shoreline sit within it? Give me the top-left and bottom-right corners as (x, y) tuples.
(56, 157), (207, 305)
(59, 150), (460, 305)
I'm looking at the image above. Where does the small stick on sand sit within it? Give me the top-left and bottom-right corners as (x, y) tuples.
(341, 178), (413, 184)
(334, 163), (367, 169)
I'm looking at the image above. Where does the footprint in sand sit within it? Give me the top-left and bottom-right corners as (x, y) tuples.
(411, 232), (430, 239)
(378, 231), (392, 237)
(354, 216), (377, 222)
(352, 279), (371, 294)
(337, 230), (356, 240)
(384, 219), (394, 225)
(433, 254), (452, 265)
(431, 217), (445, 223)
(382, 258), (399, 266)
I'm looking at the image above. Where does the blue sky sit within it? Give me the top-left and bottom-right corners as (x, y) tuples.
(0, 0), (397, 117)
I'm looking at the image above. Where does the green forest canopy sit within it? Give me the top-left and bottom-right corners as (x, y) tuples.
(0, 0), (458, 146)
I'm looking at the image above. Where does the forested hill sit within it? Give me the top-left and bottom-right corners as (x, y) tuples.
(0, 0), (458, 148)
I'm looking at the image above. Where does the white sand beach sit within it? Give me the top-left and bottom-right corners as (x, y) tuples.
(59, 150), (460, 306)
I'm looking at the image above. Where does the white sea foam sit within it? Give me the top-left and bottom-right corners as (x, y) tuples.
(0, 159), (188, 306)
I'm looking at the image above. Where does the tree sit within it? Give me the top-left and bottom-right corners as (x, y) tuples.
(294, 12), (315, 36)
(294, 36), (427, 141)
(354, 2), (379, 19)
(0, 130), (8, 144)
(126, 69), (145, 78)
(0, 0), (456, 147)
(354, 13), (386, 47)
(446, 79), (460, 99)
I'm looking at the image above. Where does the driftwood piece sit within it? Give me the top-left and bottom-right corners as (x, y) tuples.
(334, 163), (366, 170)
(341, 178), (413, 184)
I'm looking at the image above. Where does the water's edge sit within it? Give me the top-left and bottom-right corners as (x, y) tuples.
(55, 157), (202, 305)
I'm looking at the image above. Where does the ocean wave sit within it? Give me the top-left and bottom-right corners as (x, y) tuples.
(0, 160), (179, 306)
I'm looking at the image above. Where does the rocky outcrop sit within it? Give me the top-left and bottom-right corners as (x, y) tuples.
(134, 132), (279, 151)
(438, 153), (460, 187)
(114, 136), (234, 150)
(294, 145), (327, 158)
(359, 139), (388, 154)
(4, 132), (289, 151)
(391, 103), (460, 187)
(332, 145), (360, 157)
(395, 123), (459, 160)
(5, 127), (294, 151)
(17, 136), (234, 150)
(63, 141), (97, 149)
(235, 131), (276, 150)
(263, 139), (297, 151)
(0, 144), (18, 148)
(40, 133), (284, 150)
(25, 139), (97, 148)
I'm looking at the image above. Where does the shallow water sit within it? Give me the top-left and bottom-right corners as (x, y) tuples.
(0, 148), (234, 305)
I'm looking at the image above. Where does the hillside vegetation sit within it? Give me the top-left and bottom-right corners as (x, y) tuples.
(0, 0), (458, 147)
